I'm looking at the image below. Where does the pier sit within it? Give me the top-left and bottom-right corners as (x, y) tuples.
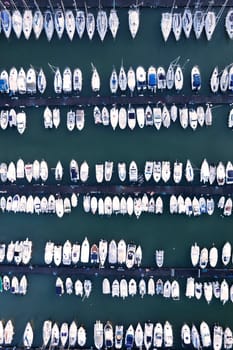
(2, 264), (233, 279)
(1, 183), (233, 196)
(3, 94), (233, 109)
(2, 0), (233, 8)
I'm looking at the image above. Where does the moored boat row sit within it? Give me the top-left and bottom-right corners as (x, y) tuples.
(55, 277), (92, 298)
(0, 238), (32, 265)
(0, 274), (28, 295)
(0, 110), (27, 134)
(191, 242), (233, 268)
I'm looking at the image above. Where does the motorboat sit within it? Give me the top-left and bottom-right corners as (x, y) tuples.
(37, 68), (46, 94)
(145, 105), (153, 126)
(144, 161), (153, 181)
(40, 160), (48, 182)
(191, 324), (201, 350)
(173, 161), (183, 183)
(16, 111), (26, 135)
(7, 162), (16, 183)
(1, 9), (12, 39)
(91, 64), (100, 92)
(128, 106), (136, 130)
(205, 104), (212, 126)
(223, 197), (232, 216)
(104, 161), (113, 182)
(181, 323), (191, 345)
(52, 108), (60, 128)
(125, 325), (134, 349)
(99, 239), (108, 267)
(33, 10), (43, 39)
(224, 327), (233, 349)
(144, 322), (153, 350)
(147, 277), (155, 296)
(205, 10), (216, 41)
(199, 247), (208, 269)
(191, 65), (201, 90)
(102, 278), (110, 294)
(54, 8), (65, 39)
(129, 161), (138, 182)
(189, 108), (198, 130)
(44, 10), (54, 41)
(170, 195), (178, 214)
(182, 7), (193, 38)
(62, 240), (72, 265)
(118, 64), (127, 92)
(63, 67), (72, 93)
(191, 242), (200, 267)
(200, 158), (210, 183)
(23, 322), (33, 348)
(185, 159), (194, 182)
(93, 106), (102, 124)
(226, 161), (233, 184)
(197, 105), (205, 126)
(220, 279), (229, 305)
(43, 106), (53, 129)
(0, 110), (8, 130)
(23, 9), (33, 40)
(195, 281), (203, 300)
(136, 66), (146, 91)
(95, 164), (104, 183)
(128, 7), (140, 38)
(102, 106), (109, 126)
(76, 109), (85, 130)
(200, 321), (211, 347)
(12, 10), (22, 39)
(94, 320), (104, 350)
(204, 281), (213, 304)
(216, 161), (225, 186)
(53, 245), (62, 266)
(161, 12), (172, 41)
(127, 67), (136, 92)
(97, 9), (108, 41)
(153, 108), (162, 130)
(51, 323), (59, 346)
(210, 66), (219, 93)
(109, 8), (119, 39)
(179, 106), (189, 128)
(22, 238), (32, 265)
(110, 106), (118, 129)
(166, 63), (174, 90)
(54, 68), (62, 94)
(73, 68), (82, 93)
(65, 9), (75, 41)
(222, 241), (231, 265)
(128, 278), (137, 296)
(163, 280), (171, 298)
(164, 321), (173, 348)
(156, 279), (164, 295)
(156, 249), (164, 267)
(9, 67), (18, 94)
(225, 9), (233, 39)
(112, 279), (119, 297)
(80, 161), (89, 182)
(67, 110), (75, 131)
(174, 65), (183, 91)
(71, 243), (80, 264)
(157, 66), (166, 89)
(115, 325), (123, 349)
(147, 66), (157, 91)
(117, 239), (126, 264)
(126, 243), (136, 269)
(220, 67), (229, 92)
(80, 237), (90, 263)
(69, 321), (77, 347)
(86, 11), (95, 40)
(161, 161), (171, 183)
(153, 323), (163, 348)
(4, 320), (14, 344)
(172, 12), (182, 41)
(43, 320), (52, 347)
(193, 10), (204, 39)
(17, 67), (26, 94)
(170, 104), (178, 122)
(213, 325), (223, 350)
(75, 279), (83, 296)
(118, 162), (126, 182)
(108, 240), (117, 264)
(75, 10), (85, 39)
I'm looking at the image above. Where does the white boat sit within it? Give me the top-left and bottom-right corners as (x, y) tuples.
(173, 161), (183, 183)
(205, 10), (216, 41)
(222, 241), (231, 265)
(99, 239), (108, 267)
(162, 161), (171, 183)
(220, 279), (229, 305)
(205, 103), (212, 126)
(191, 242), (200, 267)
(97, 9), (108, 41)
(157, 66), (166, 89)
(126, 243), (136, 269)
(127, 67), (136, 92)
(40, 160), (48, 182)
(182, 7), (193, 38)
(170, 195), (178, 214)
(200, 158), (210, 183)
(22, 238), (32, 265)
(75, 10), (85, 39)
(115, 325), (123, 349)
(144, 322), (153, 350)
(163, 280), (171, 298)
(104, 322), (113, 348)
(91, 65), (100, 92)
(69, 321), (77, 347)
(54, 8), (65, 39)
(220, 67), (229, 92)
(4, 320), (14, 345)
(63, 67), (72, 93)
(144, 105), (153, 127)
(191, 324), (201, 350)
(12, 10), (22, 39)
(128, 7), (140, 39)
(216, 161), (225, 186)
(136, 107), (144, 128)
(80, 237), (90, 263)
(164, 321), (173, 348)
(225, 9), (233, 39)
(125, 325), (134, 349)
(65, 10), (75, 41)
(119, 279), (128, 299)
(189, 109), (198, 130)
(33, 10), (43, 39)
(23, 322), (33, 348)
(170, 104), (178, 122)
(128, 106), (136, 130)
(144, 161), (153, 181)
(181, 323), (191, 345)
(117, 239), (126, 264)
(195, 281), (203, 300)
(44, 10), (54, 41)
(213, 325), (223, 350)
(23, 9), (33, 40)
(75, 279), (83, 296)
(67, 110), (75, 131)
(153, 161), (161, 182)
(210, 66), (219, 93)
(172, 12), (182, 41)
(197, 105), (205, 126)
(224, 327), (233, 349)
(112, 279), (119, 297)
(179, 106), (189, 129)
(226, 161), (233, 184)
(73, 68), (82, 93)
(95, 164), (104, 183)
(174, 65), (183, 91)
(37, 68), (46, 94)
(56, 277), (64, 296)
(118, 162), (126, 182)
(223, 197), (232, 216)
(94, 321), (104, 350)
(147, 277), (155, 296)
(161, 12), (172, 41)
(54, 68), (62, 94)
(156, 249), (164, 267)
(50, 323), (59, 346)
(153, 323), (163, 348)
(109, 8), (119, 39)
(53, 108), (60, 128)
(136, 66), (146, 91)
(185, 159), (194, 182)
(102, 278), (110, 294)
(62, 240), (72, 265)
(60, 322), (69, 347)
(193, 10), (204, 39)
(199, 247), (208, 269)
(147, 66), (157, 91)
(110, 106), (118, 129)
(43, 106), (53, 129)
(86, 11), (95, 40)
(80, 161), (89, 182)
(43, 320), (52, 347)
(16, 111), (26, 134)
(191, 65), (201, 90)
(204, 281), (213, 304)
(200, 321), (211, 347)
(155, 196), (163, 214)
(129, 161), (138, 182)
(9, 68), (18, 95)
(108, 240), (117, 264)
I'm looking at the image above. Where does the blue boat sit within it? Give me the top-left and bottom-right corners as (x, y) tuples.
(1, 9), (12, 38)
(191, 65), (201, 90)
(147, 66), (157, 91)
(125, 325), (134, 349)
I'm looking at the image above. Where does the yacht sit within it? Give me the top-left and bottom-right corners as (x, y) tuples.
(22, 9), (33, 40)
(75, 10), (85, 38)
(213, 325), (223, 350)
(110, 106), (118, 129)
(109, 8), (119, 39)
(99, 239), (108, 267)
(91, 64), (100, 92)
(144, 161), (153, 181)
(222, 241), (231, 265)
(136, 66), (146, 91)
(182, 7), (193, 38)
(33, 9), (43, 39)
(181, 323), (191, 345)
(12, 10), (22, 39)
(69, 321), (77, 347)
(54, 68), (62, 94)
(225, 9), (233, 39)
(191, 242), (200, 267)
(125, 325), (134, 349)
(94, 320), (104, 350)
(37, 68), (46, 94)
(191, 65), (201, 90)
(1, 9), (12, 39)
(174, 65), (183, 90)
(153, 162), (161, 182)
(117, 239), (126, 264)
(126, 243), (136, 269)
(220, 279), (229, 305)
(127, 67), (136, 92)
(173, 161), (183, 183)
(86, 11), (95, 40)
(118, 64), (127, 91)
(17, 67), (26, 94)
(80, 237), (90, 263)
(199, 247), (208, 269)
(115, 325), (123, 349)
(128, 7), (140, 38)
(193, 10), (204, 39)
(166, 63), (174, 90)
(97, 9), (108, 41)
(205, 10), (216, 41)
(179, 106), (189, 128)
(4, 320), (14, 345)
(54, 8), (65, 39)
(129, 161), (138, 182)
(153, 323), (163, 348)
(118, 162), (126, 182)
(210, 66), (219, 93)
(80, 161), (89, 182)
(164, 321), (173, 348)
(172, 12), (182, 41)
(70, 159), (79, 182)
(60, 323), (69, 347)
(200, 321), (211, 347)
(44, 10), (54, 41)
(104, 322), (114, 348)
(63, 67), (72, 93)
(220, 68), (229, 92)
(161, 161), (171, 183)
(161, 12), (172, 41)
(76, 109), (85, 130)
(65, 9), (75, 41)
(43, 320), (52, 347)
(73, 68), (82, 93)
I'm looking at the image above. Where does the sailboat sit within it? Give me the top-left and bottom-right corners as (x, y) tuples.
(23, 9), (33, 40)
(26, 67), (37, 94)
(54, 8), (65, 39)
(191, 65), (201, 90)
(73, 68), (82, 92)
(172, 12), (182, 41)
(118, 63), (127, 91)
(193, 9), (204, 39)
(182, 7), (193, 39)
(97, 8), (108, 41)
(128, 6), (140, 39)
(205, 10), (216, 41)
(37, 68), (46, 94)
(75, 9), (86, 38)
(23, 322), (33, 348)
(91, 64), (100, 92)
(110, 67), (118, 93)
(225, 8), (233, 39)
(44, 10), (54, 41)
(54, 67), (62, 94)
(210, 66), (219, 93)
(63, 67), (72, 93)
(109, 6), (119, 39)
(1, 9), (12, 39)
(12, 9), (23, 39)
(161, 12), (172, 41)
(86, 10), (95, 40)
(174, 65), (183, 90)
(33, 9), (43, 39)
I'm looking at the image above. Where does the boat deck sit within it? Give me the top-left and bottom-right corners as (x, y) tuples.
(2, 94), (233, 109)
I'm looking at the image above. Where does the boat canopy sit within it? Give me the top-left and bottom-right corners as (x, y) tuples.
(149, 73), (157, 86)
(0, 79), (8, 92)
(193, 74), (201, 87)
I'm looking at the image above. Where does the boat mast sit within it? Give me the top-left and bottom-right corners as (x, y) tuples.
(48, 0), (54, 13)
(33, 0), (40, 12)
(216, 0), (229, 25)
(0, 0), (6, 9)
(73, 0), (78, 14)
(60, 0), (66, 15)
(21, 0), (29, 10)
(48, 63), (57, 74)
(9, 0), (18, 11)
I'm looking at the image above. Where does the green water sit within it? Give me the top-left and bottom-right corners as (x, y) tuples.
(0, 6), (233, 348)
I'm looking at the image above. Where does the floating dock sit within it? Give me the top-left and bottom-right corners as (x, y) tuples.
(0, 183), (233, 196)
(2, 264), (233, 279)
(2, 0), (233, 8)
(3, 94), (233, 109)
